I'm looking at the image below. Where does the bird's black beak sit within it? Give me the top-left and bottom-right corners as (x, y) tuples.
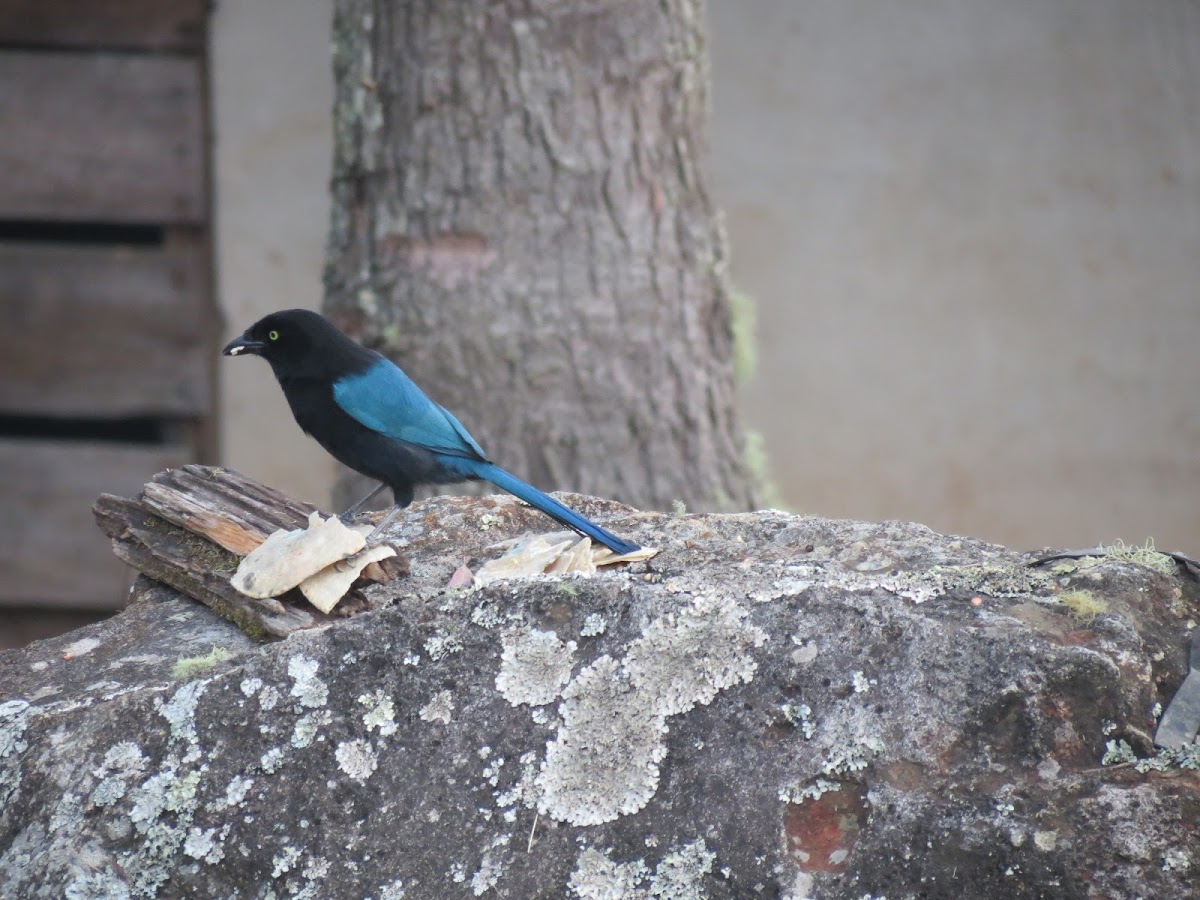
(222, 334), (267, 357)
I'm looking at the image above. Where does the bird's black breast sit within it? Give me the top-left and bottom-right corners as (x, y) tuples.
(277, 376), (456, 495)
(279, 377), (353, 445)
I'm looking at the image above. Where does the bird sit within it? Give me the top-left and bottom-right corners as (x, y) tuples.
(222, 308), (639, 555)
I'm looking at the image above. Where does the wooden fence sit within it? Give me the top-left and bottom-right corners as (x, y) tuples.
(0, 0), (216, 646)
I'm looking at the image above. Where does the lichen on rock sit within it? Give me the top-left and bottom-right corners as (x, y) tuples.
(567, 839), (716, 899)
(1, 507), (1197, 898)
(536, 592), (767, 826)
(495, 627), (577, 707)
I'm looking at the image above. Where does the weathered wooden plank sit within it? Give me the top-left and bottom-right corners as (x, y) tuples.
(0, 440), (190, 609)
(93, 494), (327, 641)
(0, 51), (206, 223)
(0, 0), (207, 53)
(138, 465), (320, 555)
(0, 240), (213, 416)
(90, 466), (397, 640)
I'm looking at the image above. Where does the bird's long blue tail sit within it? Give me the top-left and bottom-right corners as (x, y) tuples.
(468, 462), (640, 555)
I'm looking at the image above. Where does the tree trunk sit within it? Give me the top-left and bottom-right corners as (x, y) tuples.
(325, 0), (756, 514)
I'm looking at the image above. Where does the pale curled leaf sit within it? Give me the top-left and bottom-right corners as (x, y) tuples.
(231, 512), (367, 599)
(476, 535), (576, 585)
(546, 538), (597, 575)
(484, 531), (572, 553)
(300, 544), (397, 614)
(591, 545), (659, 566)
(475, 533), (659, 584)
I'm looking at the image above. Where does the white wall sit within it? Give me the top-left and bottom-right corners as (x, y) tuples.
(710, 0), (1200, 550)
(211, 0), (338, 508)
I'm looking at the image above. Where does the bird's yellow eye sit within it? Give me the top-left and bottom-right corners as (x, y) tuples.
(268, 330), (279, 341)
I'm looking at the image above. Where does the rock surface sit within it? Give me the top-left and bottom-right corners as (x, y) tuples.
(2, 495), (1199, 899)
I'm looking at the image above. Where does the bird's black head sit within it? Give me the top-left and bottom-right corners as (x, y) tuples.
(222, 309), (378, 380)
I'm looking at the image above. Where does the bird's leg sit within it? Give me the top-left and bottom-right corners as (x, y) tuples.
(339, 482), (387, 522)
(364, 485), (414, 546)
(365, 505), (403, 546)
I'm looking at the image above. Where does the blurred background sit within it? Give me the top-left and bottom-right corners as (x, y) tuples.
(2, 0), (1197, 647)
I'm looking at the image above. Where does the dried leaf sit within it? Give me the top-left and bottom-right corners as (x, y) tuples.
(475, 535), (575, 585)
(547, 538), (597, 575)
(447, 565), (476, 588)
(231, 512), (366, 599)
(476, 532), (658, 584)
(361, 555), (408, 584)
(592, 544), (659, 567)
(300, 544), (397, 614)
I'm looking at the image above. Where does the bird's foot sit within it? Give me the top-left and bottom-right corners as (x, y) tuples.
(363, 506), (403, 548)
(338, 483), (388, 524)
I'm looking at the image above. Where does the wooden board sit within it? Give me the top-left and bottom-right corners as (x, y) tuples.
(0, 240), (213, 417)
(0, 439), (190, 609)
(0, 0), (206, 53)
(0, 51), (206, 224)
(92, 467), (337, 640)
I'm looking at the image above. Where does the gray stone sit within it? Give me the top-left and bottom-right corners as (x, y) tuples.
(2, 499), (1198, 898)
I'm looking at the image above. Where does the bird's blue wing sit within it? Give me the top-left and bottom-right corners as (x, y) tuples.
(332, 359), (488, 460)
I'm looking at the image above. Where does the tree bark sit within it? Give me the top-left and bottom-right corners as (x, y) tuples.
(325, 0), (756, 513)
